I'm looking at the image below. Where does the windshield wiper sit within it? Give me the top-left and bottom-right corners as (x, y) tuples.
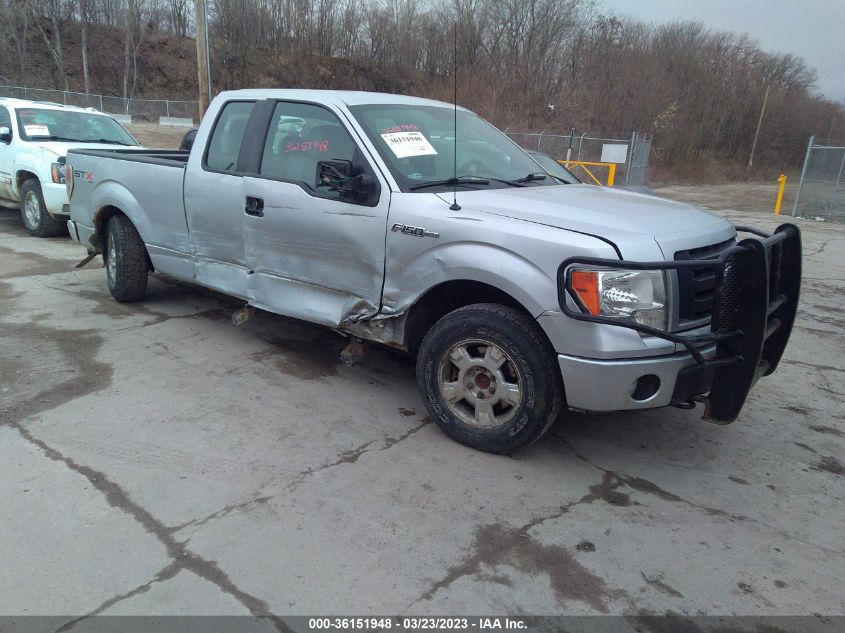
(28, 135), (80, 142)
(81, 138), (133, 145)
(513, 172), (548, 183)
(25, 135), (132, 145)
(409, 177), (490, 191)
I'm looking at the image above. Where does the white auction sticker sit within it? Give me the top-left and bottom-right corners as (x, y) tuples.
(24, 124), (50, 137)
(380, 131), (437, 159)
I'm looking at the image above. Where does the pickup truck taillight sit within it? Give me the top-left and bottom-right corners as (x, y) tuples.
(64, 164), (74, 199)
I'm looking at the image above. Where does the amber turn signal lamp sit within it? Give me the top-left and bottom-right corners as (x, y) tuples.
(570, 270), (600, 315)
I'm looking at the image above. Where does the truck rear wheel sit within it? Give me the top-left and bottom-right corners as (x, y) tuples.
(20, 179), (65, 237)
(105, 215), (148, 302)
(416, 303), (564, 454)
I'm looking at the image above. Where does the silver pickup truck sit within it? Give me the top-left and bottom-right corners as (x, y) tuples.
(66, 89), (801, 453)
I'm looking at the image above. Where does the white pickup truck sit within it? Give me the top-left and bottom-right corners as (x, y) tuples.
(0, 98), (139, 236)
(66, 89), (801, 453)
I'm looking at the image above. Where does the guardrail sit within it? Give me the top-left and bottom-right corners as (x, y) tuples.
(560, 160), (617, 186)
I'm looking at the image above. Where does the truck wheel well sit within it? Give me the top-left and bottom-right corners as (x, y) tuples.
(93, 206), (153, 271)
(404, 280), (529, 354)
(93, 205), (124, 238)
(16, 170), (38, 190)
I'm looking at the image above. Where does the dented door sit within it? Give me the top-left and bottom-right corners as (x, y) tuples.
(184, 100), (256, 294)
(241, 101), (389, 328)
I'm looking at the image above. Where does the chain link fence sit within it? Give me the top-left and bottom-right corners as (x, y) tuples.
(0, 85), (199, 123)
(792, 136), (845, 223)
(506, 130), (652, 187)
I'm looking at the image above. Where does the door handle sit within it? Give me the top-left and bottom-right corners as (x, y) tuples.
(245, 195), (264, 217)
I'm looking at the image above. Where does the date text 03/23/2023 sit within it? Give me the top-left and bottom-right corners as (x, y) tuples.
(308, 618), (528, 630)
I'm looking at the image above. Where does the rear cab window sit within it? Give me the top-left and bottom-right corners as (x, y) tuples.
(203, 101), (256, 173)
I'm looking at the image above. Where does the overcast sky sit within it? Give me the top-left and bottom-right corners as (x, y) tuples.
(600, 0), (845, 103)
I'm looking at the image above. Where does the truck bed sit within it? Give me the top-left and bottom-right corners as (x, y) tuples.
(67, 148), (190, 168)
(67, 147), (192, 270)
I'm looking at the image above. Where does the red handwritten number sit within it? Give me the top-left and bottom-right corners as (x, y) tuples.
(285, 140), (330, 153)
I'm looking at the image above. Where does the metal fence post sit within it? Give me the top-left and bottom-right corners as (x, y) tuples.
(835, 152), (845, 190)
(626, 131), (636, 186)
(792, 135), (814, 217)
(166, 100), (170, 118)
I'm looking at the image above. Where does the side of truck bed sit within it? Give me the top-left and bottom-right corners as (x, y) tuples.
(67, 147), (193, 279)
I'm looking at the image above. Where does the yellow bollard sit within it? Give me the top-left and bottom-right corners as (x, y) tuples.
(775, 174), (787, 215)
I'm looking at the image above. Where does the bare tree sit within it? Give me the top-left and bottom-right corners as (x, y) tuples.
(122, 0), (145, 99)
(79, 0), (92, 95)
(33, 0), (68, 91)
(168, 0), (189, 36)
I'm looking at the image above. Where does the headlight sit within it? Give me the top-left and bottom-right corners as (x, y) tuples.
(51, 162), (66, 184)
(568, 268), (668, 330)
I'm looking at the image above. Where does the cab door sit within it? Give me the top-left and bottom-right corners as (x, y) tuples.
(0, 106), (14, 200)
(183, 100), (256, 294)
(241, 100), (389, 327)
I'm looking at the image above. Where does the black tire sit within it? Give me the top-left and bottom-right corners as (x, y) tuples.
(416, 303), (564, 454)
(104, 215), (148, 302)
(19, 179), (66, 237)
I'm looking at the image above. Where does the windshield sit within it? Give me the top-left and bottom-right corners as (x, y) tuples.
(15, 108), (137, 145)
(528, 151), (580, 184)
(349, 104), (558, 192)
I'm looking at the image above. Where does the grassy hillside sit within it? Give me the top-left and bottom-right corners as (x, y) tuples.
(6, 20), (429, 100)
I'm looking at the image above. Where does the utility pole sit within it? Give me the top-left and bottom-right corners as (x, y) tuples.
(194, 0), (211, 119)
(747, 84), (770, 171)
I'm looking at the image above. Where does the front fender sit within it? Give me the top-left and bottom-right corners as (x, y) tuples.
(383, 241), (560, 318)
(13, 152), (50, 194)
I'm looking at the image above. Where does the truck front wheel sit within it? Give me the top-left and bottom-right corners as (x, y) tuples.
(104, 215), (148, 302)
(416, 303), (564, 454)
(20, 179), (65, 237)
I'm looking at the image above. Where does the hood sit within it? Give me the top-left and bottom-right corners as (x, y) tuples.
(437, 184), (736, 259)
(38, 141), (139, 157)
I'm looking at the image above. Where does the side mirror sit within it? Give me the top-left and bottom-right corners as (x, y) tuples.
(316, 159), (380, 206)
(0, 126), (11, 143)
(316, 159), (354, 188)
(315, 159), (367, 197)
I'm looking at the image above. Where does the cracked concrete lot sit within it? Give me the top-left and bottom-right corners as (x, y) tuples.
(0, 193), (843, 628)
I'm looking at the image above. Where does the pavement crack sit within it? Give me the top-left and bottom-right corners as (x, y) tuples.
(380, 418), (432, 450)
(7, 421), (292, 632)
(168, 494), (273, 533)
(287, 420), (431, 491)
(557, 447), (746, 520)
(805, 236), (844, 257)
(55, 561), (181, 631)
(0, 324), (113, 423)
(287, 440), (375, 491)
(780, 359), (845, 374)
(413, 509), (631, 611)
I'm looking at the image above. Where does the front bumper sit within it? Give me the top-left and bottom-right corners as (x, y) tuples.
(557, 223), (802, 423)
(41, 181), (70, 216)
(558, 345), (716, 411)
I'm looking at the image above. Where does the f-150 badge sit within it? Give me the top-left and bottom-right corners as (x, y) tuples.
(391, 223), (439, 238)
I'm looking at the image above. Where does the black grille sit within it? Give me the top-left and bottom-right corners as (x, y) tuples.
(674, 238), (736, 326)
(717, 254), (741, 329)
